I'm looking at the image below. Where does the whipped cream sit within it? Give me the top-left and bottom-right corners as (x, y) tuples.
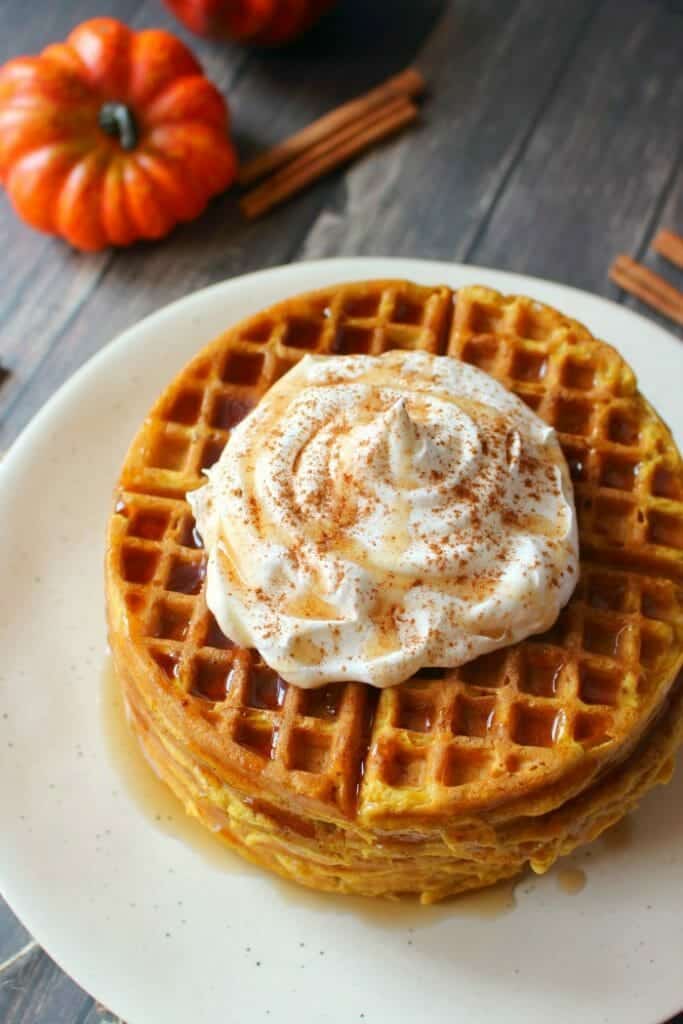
(189, 351), (578, 688)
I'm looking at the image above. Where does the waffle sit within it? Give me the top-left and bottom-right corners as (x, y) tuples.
(106, 281), (683, 901)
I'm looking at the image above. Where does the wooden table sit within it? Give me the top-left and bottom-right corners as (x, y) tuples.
(1, 1), (682, 1020)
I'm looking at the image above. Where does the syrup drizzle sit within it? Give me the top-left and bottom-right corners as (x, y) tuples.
(101, 657), (588, 923)
(101, 656), (248, 873)
(557, 867), (587, 894)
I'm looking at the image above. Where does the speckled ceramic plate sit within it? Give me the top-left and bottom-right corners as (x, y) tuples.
(1, 259), (682, 1024)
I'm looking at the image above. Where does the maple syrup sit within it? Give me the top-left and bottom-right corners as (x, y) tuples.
(102, 657), (521, 922)
(101, 656), (249, 874)
(270, 873), (518, 930)
(557, 867), (587, 894)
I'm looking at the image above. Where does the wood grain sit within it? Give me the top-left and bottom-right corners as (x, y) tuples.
(237, 66), (426, 186)
(0, 0), (682, 1021)
(241, 97), (420, 218)
(299, 0), (599, 262)
(468, 0), (683, 310)
(623, 157), (683, 327)
(0, 913), (33, 965)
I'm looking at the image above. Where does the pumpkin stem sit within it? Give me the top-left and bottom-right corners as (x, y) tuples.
(99, 102), (138, 151)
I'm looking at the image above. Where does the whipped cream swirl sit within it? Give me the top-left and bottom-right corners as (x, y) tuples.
(189, 351), (578, 688)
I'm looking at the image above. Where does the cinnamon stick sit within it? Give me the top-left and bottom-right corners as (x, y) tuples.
(243, 94), (410, 212)
(609, 254), (683, 327)
(652, 229), (683, 271)
(238, 66), (425, 187)
(241, 98), (418, 220)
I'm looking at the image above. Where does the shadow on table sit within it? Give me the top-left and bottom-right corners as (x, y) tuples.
(232, 0), (449, 120)
(275, 0), (447, 60)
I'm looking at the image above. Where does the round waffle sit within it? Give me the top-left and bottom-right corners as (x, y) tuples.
(106, 281), (683, 901)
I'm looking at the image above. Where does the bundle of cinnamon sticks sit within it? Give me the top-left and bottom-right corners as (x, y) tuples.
(240, 67), (425, 219)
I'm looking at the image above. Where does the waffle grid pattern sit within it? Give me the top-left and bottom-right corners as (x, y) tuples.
(110, 281), (683, 821)
(120, 281), (453, 501)
(449, 288), (683, 584)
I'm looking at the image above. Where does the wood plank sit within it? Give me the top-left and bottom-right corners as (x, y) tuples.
(0, 1), (139, 62)
(0, 0), (146, 421)
(299, 0), (598, 261)
(0, 900), (33, 963)
(0, 906), (121, 1024)
(0, 0), (248, 448)
(0, 944), (93, 1024)
(618, 158), (683, 335)
(0, 0), (443, 447)
(227, 0), (442, 163)
(467, 0), (683, 334)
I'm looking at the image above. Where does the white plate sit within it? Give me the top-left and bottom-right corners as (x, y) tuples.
(1, 259), (682, 1024)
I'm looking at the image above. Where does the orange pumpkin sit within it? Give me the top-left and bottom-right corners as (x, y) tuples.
(0, 18), (238, 251)
(164, 0), (336, 46)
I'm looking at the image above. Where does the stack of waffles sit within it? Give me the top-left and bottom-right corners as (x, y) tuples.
(106, 282), (683, 902)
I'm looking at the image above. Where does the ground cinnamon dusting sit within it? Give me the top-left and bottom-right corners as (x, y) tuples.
(191, 350), (578, 687)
